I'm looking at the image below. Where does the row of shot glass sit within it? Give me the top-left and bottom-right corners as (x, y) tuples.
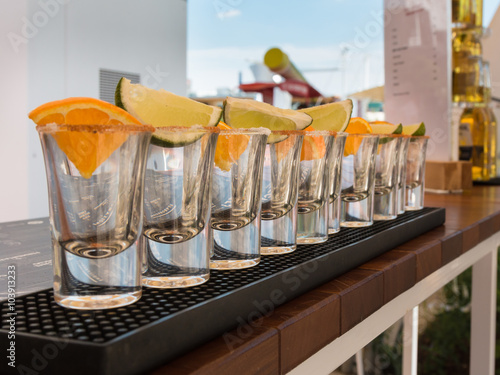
(37, 125), (428, 309)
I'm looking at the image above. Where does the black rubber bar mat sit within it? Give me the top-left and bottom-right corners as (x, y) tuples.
(473, 177), (500, 185)
(0, 207), (445, 375)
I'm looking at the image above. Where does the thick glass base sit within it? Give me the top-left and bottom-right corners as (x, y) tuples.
(341, 194), (373, 228)
(54, 290), (141, 310)
(404, 206), (424, 211)
(340, 221), (373, 228)
(142, 274), (209, 288)
(297, 235), (328, 244)
(374, 214), (397, 221)
(328, 227), (341, 234)
(261, 246), (296, 255)
(210, 258), (260, 270)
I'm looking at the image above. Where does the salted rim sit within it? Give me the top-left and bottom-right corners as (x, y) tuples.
(37, 123), (155, 133)
(340, 133), (380, 138)
(153, 125), (220, 134)
(376, 134), (410, 138)
(218, 127), (271, 136)
(408, 135), (430, 139)
(300, 130), (338, 136)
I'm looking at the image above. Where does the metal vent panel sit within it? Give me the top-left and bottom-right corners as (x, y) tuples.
(99, 69), (140, 104)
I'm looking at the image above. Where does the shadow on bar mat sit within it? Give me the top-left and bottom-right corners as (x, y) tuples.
(0, 207), (445, 375)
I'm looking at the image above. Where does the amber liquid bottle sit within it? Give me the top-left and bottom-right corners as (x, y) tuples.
(459, 103), (496, 180)
(452, 29), (483, 104)
(452, 0), (483, 27)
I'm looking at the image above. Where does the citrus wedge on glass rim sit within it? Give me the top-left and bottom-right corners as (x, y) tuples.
(115, 77), (222, 147)
(28, 97), (147, 179)
(343, 117), (373, 156)
(214, 122), (250, 171)
(223, 97), (312, 144)
(300, 125), (327, 161)
(298, 99), (352, 132)
(369, 121), (403, 146)
(402, 122), (426, 136)
(369, 121), (403, 134)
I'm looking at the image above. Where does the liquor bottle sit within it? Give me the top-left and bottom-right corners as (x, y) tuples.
(486, 105), (497, 178)
(459, 105), (496, 180)
(471, 0), (483, 28)
(452, 30), (482, 104)
(452, 0), (483, 28)
(483, 60), (497, 178)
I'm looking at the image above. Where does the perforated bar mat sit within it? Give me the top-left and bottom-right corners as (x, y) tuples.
(0, 207), (445, 375)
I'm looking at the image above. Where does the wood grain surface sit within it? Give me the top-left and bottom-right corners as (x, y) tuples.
(154, 186), (500, 374)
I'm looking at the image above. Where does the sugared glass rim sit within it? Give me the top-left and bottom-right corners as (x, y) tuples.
(338, 132), (380, 137)
(36, 123), (155, 134)
(151, 125), (220, 134)
(376, 134), (410, 138)
(269, 129), (309, 135)
(408, 135), (430, 139)
(300, 129), (337, 136)
(267, 129), (338, 136)
(217, 127), (271, 136)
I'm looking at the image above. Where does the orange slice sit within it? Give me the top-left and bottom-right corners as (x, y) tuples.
(344, 117), (372, 156)
(29, 97), (143, 178)
(300, 126), (326, 161)
(214, 122), (250, 171)
(274, 134), (295, 162)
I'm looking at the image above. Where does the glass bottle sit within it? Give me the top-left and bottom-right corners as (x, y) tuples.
(459, 105), (494, 181)
(452, 30), (482, 104)
(483, 61), (497, 178)
(452, 0), (483, 28)
(471, 0), (483, 28)
(458, 60), (496, 180)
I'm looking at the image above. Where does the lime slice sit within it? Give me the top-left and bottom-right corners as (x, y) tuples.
(115, 77), (222, 147)
(223, 97), (312, 143)
(402, 122), (426, 136)
(371, 123), (403, 134)
(298, 99), (352, 132)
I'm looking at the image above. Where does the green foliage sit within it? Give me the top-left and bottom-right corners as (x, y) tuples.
(368, 249), (499, 375)
(371, 326), (403, 375)
(419, 249), (500, 375)
(418, 309), (471, 375)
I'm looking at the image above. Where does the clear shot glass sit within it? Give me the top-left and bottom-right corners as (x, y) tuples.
(210, 128), (269, 269)
(297, 130), (337, 244)
(373, 135), (403, 221)
(37, 123), (153, 309)
(261, 131), (304, 255)
(405, 136), (429, 211)
(328, 133), (347, 234)
(142, 127), (219, 288)
(340, 134), (380, 227)
(397, 136), (411, 214)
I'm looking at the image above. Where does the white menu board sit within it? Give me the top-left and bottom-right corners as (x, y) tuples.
(384, 0), (453, 161)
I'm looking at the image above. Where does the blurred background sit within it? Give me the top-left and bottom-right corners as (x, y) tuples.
(2, 0), (499, 222)
(1, 1), (500, 374)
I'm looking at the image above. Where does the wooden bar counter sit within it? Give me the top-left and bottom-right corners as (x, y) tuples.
(153, 186), (500, 375)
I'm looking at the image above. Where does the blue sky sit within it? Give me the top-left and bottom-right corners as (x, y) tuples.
(187, 0), (500, 98)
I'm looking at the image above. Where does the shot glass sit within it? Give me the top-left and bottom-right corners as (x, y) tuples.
(405, 136), (429, 211)
(210, 128), (269, 269)
(37, 123), (153, 309)
(261, 131), (304, 255)
(142, 127), (219, 288)
(373, 135), (403, 221)
(340, 134), (379, 227)
(297, 130), (337, 244)
(328, 133), (347, 234)
(397, 136), (411, 214)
